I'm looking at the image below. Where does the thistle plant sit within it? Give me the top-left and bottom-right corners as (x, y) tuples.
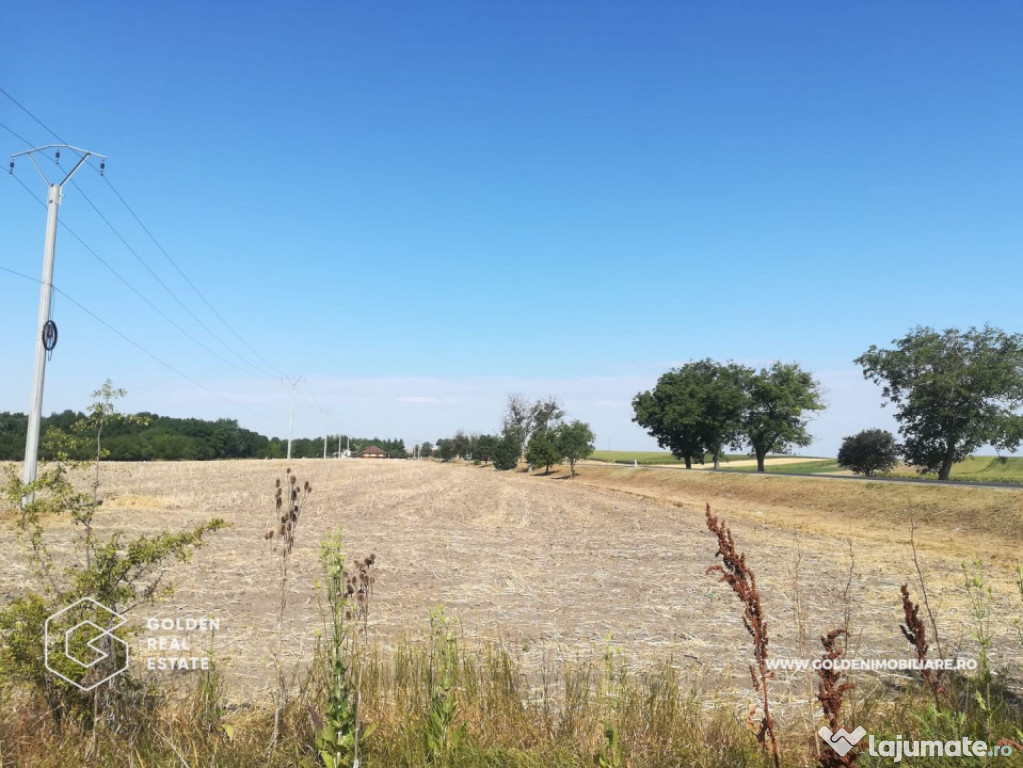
(267, 468), (312, 749)
(425, 607), (466, 763)
(304, 528), (376, 768)
(961, 560), (994, 683)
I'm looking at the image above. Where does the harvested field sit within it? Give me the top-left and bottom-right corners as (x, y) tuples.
(3, 459), (1022, 716)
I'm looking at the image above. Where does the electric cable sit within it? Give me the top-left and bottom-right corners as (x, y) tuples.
(0, 263), (273, 418)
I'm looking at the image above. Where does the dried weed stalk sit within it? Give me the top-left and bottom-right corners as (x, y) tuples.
(266, 468), (312, 750)
(704, 503), (780, 768)
(817, 629), (856, 768)
(898, 584), (945, 707)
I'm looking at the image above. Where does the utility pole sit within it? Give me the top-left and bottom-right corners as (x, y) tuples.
(13, 145), (105, 500)
(337, 434), (341, 459)
(323, 434), (327, 460)
(282, 376), (304, 460)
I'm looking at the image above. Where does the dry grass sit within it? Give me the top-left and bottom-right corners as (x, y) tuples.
(2, 458), (1021, 720)
(570, 462), (1023, 563)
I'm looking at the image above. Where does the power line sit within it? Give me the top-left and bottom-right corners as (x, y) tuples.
(0, 87), (66, 144)
(8, 168), (274, 380)
(2, 86), (287, 377)
(0, 263), (272, 418)
(0, 118), (34, 148)
(70, 178), (273, 377)
(100, 173), (288, 378)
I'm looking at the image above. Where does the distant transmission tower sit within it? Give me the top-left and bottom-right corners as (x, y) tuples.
(282, 376), (304, 460)
(11, 145), (105, 502)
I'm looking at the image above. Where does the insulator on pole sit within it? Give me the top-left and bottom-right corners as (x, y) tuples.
(99, 160), (105, 175)
(54, 149), (60, 163)
(7, 160), (12, 174)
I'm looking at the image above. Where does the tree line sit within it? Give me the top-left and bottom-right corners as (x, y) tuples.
(428, 395), (596, 476)
(633, 325), (1023, 481)
(0, 409), (407, 462)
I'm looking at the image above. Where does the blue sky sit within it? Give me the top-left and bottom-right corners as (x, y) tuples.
(2, 1), (1022, 452)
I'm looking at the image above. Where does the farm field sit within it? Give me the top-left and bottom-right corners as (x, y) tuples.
(4, 458), (1021, 709)
(593, 450), (1023, 483)
(592, 450), (773, 465)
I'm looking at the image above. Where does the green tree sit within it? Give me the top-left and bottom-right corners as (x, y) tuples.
(525, 431), (561, 474)
(451, 430), (472, 460)
(475, 434), (497, 464)
(632, 367), (709, 468)
(836, 429), (900, 477)
(501, 394), (534, 458)
(855, 325), (1023, 480)
(500, 394), (563, 459)
(532, 397), (565, 436)
(491, 435), (519, 471)
(419, 441), (433, 458)
(736, 362), (825, 472)
(435, 438), (456, 462)
(556, 420), (595, 477)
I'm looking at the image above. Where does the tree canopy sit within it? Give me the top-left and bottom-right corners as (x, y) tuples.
(855, 325), (1023, 480)
(556, 420), (595, 477)
(525, 431), (561, 475)
(633, 360), (823, 471)
(737, 362), (825, 472)
(836, 429), (900, 477)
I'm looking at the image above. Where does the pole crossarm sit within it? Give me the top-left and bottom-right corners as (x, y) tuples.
(10, 144), (106, 187)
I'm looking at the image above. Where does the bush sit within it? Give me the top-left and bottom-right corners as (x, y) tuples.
(491, 436), (519, 471)
(836, 428), (900, 477)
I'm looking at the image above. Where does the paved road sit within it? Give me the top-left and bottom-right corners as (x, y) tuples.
(588, 461), (1023, 491)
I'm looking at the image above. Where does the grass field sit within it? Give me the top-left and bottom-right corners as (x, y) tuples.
(592, 450), (784, 465)
(881, 455), (1023, 483)
(2, 459), (1022, 766)
(728, 458), (842, 474)
(595, 450), (1023, 483)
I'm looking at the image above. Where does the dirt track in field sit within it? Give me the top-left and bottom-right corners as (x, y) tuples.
(3, 459), (1021, 710)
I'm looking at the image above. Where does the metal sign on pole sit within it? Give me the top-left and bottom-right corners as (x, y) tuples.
(12, 145), (106, 503)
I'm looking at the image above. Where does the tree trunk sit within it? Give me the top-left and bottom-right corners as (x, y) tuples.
(938, 442), (957, 481)
(756, 449), (766, 473)
(712, 450), (721, 470)
(684, 455), (692, 469)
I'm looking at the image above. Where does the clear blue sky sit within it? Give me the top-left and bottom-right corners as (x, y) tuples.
(2, 1), (1021, 453)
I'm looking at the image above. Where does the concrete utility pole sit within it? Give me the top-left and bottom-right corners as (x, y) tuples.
(13, 145), (105, 499)
(282, 376), (304, 460)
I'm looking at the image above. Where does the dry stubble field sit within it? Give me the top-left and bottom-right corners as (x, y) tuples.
(3, 458), (1022, 719)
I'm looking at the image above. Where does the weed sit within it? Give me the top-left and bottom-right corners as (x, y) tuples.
(267, 467), (312, 748)
(704, 502), (780, 768)
(816, 629), (856, 767)
(424, 607), (466, 763)
(898, 584), (946, 707)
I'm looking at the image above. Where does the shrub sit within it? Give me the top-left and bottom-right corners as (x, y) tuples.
(836, 428), (900, 477)
(491, 435), (519, 471)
